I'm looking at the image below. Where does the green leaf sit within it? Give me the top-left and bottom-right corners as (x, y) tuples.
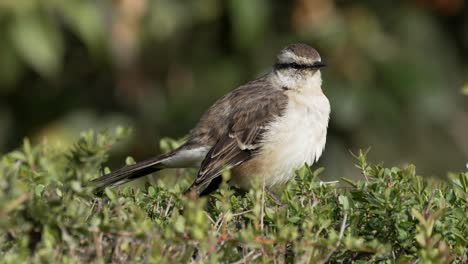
(9, 14), (63, 78)
(339, 195), (350, 211)
(148, 186), (156, 196)
(174, 215), (185, 233)
(125, 156), (136, 165)
(59, 0), (104, 53)
(341, 177), (357, 188)
(105, 188), (117, 202)
(288, 216), (301, 224)
(70, 181), (82, 192)
(34, 184), (44, 197)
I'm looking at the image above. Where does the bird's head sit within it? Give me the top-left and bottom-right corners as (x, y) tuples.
(275, 43), (325, 72)
(273, 44), (326, 90)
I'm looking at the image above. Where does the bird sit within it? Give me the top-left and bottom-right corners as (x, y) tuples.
(91, 43), (330, 196)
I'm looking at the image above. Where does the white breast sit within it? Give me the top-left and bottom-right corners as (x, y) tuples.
(230, 70), (331, 189)
(257, 92), (330, 186)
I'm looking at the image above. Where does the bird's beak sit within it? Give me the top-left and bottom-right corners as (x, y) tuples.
(312, 61), (326, 69)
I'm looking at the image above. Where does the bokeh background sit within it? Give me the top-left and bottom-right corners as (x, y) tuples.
(0, 0), (467, 180)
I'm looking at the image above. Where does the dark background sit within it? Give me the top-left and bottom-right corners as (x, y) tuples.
(0, 0), (467, 179)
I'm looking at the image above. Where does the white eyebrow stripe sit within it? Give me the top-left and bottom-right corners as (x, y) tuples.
(278, 50), (317, 65)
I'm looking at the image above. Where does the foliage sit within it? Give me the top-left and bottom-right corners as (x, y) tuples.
(0, 129), (466, 263)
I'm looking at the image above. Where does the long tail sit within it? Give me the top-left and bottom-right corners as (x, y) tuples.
(91, 153), (172, 194)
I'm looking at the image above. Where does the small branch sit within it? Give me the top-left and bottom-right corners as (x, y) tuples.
(320, 212), (348, 263)
(164, 196), (173, 217)
(338, 213), (348, 242)
(230, 250), (262, 264)
(231, 210), (252, 218)
(0, 193), (29, 217)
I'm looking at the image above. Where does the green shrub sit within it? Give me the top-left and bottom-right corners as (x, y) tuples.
(0, 128), (466, 263)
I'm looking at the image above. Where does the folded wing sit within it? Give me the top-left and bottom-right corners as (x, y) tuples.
(188, 83), (288, 195)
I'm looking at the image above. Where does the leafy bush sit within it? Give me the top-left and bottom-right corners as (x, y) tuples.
(0, 128), (466, 263)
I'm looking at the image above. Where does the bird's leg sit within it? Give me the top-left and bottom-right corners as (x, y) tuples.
(228, 186), (284, 207)
(266, 188), (283, 206)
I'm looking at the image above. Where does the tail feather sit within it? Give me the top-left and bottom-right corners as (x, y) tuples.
(91, 153), (171, 193)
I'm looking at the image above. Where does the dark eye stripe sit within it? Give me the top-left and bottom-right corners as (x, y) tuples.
(275, 62), (310, 70)
(274, 62), (325, 70)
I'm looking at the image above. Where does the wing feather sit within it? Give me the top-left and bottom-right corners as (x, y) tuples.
(188, 79), (288, 194)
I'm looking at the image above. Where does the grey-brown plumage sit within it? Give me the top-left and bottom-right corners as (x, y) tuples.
(91, 43), (329, 196)
(187, 76), (288, 193)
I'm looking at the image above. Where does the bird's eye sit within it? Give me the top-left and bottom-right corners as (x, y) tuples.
(291, 63), (302, 69)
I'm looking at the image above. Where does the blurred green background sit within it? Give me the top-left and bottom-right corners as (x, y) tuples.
(0, 0), (467, 179)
